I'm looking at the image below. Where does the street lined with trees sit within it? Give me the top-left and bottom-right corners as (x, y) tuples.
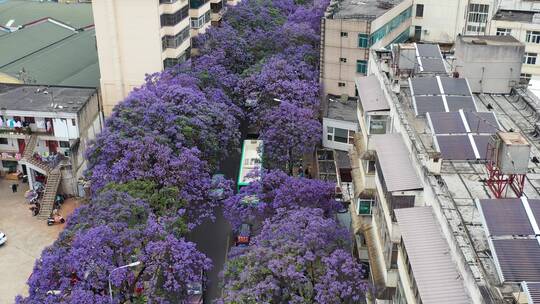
(16, 0), (368, 302)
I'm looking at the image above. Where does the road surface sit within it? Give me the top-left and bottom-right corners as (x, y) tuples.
(189, 131), (244, 302)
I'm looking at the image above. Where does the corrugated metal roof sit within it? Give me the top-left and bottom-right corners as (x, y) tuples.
(355, 75), (389, 112)
(524, 282), (540, 304)
(372, 134), (422, 192)
(396, 207), (471, 304)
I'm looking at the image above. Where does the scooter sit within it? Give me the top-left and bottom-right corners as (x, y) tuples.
(47, 213), (65, 226)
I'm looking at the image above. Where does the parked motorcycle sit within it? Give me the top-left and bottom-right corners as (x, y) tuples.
(47, 213), (65, 226)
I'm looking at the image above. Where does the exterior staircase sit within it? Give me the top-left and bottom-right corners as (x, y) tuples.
(19, 135), (62, 219)
(37, 169), (61, 219)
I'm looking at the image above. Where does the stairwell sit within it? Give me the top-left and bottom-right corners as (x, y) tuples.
(20, 134), (62, 219)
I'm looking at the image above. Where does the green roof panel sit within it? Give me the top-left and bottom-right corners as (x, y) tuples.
(0, 0), (93, 29)
(0, 21), (75, 67)
(0, 28), (100, 88)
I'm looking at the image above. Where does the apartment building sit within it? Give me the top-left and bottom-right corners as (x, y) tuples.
(411, 0), (498, 43)
(92, 0), (218, 115)
(487, 9), (540, 81)
(346, 41), (540, 303)
(320, 0), (413, 97)
(0, 84), (102, 215)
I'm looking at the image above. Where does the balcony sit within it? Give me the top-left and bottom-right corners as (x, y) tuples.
(190, 0), (210, 9)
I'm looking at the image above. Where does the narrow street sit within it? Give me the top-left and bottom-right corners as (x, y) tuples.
(189, 129), (244, 302)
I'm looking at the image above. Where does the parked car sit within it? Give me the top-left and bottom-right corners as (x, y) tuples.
(235, 223), (251, 246)
(0, 232), (7, 246)
(186, 271), (204, 304)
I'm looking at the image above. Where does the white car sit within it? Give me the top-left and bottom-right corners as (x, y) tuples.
(0, 232), (6, 245)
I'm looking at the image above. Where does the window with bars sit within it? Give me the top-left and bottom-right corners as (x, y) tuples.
(161, 27), (190, 50)
(415, 4), (424, 17)
(526, 31), (540, 44)
(160, 5), (189, 27)
(496, 28), (511, 36)
(524, 52), (538, 65)
(468, 4), (489, 23)
(341, 31), (348, 37)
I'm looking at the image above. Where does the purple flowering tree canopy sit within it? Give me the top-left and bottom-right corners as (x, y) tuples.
(16, 191), (212, 304)
(219, 208), (367, 303)
(259, 102), (321, 171)
(224, 169), (340, 229)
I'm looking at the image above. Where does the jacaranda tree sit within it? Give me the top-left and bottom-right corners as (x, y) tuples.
(16, 191), (212, 304)
(219, 208), (367, 303)
(223, 169), (340, 229)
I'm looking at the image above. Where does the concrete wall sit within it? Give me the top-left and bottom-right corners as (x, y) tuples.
(454, 39), (524, 94)
(488, 19), (540, 77)
(92, 0), (164, 115)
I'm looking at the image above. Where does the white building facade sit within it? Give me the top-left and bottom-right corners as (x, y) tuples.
(92, 0), (217, 115)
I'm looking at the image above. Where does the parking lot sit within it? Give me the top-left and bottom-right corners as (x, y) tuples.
(0, 178), (77, 303)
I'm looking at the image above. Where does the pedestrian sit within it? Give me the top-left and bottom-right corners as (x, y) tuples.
(12, 183), (18, 193)
(297, 166), (304, 177)
(304, 165), (312, 179)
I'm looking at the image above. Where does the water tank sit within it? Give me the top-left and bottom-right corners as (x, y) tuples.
(495, 132), (530, 175)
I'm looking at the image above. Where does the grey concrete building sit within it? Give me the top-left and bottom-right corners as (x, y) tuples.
(454, 35), (525, 94)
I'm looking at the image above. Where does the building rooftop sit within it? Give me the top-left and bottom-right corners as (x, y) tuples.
(396, 207), (472, 304)
(0, 22), (99, 88)
(370, 46), (540, 301)
(0, 84), (97, 113)
(458, 35), (523, 46)
(325, 97), (358, 123)
(0, 1), (98, 88)
(492, 9), (536, 23)
(326, 0), (402, 19)
(356, 75), (389, 112)
(0, 0), (93, 29)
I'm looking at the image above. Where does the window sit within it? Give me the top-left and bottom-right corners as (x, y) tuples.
(369, 7), (412, 46)
(71, 119), (76, 126)
(356, 198), (374, 215)
(160, 5), (189, 27)
(415, 4), (424, 17)
(160, 0), (178, 3)
(526, 31), (540, 44)
(24, 117), (35, 123)
(190, 0), (209, 9)
(341, 31), (348, 37)
(468, 4), (489, 23)
(365, 160), (376, 174)
(414, 25), (422, 41)
(521, 73), (532, 84)
(327, 127), (355, 144)
(358, 33), (369, 48)
(338, 82), (346, 87)
(524, 52), (538, 65)
(59, 141), (70, 148)
(191, 11), (211, 28)
(356, 60), (367, 74)
(163, 48), (191, 68)
(368, 115), (389, 134)
(340, 57), (347, 63)
(0, 138), (7, 145)
(496, 28), (511, 36)
(162, 27), (190, 50)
